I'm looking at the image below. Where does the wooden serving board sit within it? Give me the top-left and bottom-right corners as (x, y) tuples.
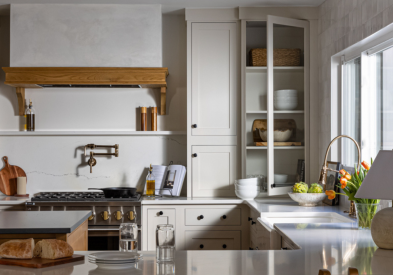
(254, 142), (302, 146)
(0, 254), (84, 269)
(252, 119), (297, 142)
(0, 156), (27, 196)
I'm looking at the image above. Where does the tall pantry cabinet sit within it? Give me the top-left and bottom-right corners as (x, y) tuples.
(187, 20), (240, 197)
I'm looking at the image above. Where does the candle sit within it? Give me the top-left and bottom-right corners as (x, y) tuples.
(17, 177), (26, 195)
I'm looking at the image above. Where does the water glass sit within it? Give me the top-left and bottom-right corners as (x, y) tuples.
(119, 223), (138, 252)
(157, 262), (176, 275)
(156, 224), (175, 262)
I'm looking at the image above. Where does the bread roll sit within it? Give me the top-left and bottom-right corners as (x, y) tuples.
(33, 239), (73, 259)
(0, 238), (34, 259)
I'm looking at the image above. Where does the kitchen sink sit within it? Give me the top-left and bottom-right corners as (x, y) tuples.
(260, 212), (355, 229)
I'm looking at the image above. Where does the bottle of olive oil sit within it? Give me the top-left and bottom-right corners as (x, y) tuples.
(146, 164), (155, 197)
(25, 99), (35, 131)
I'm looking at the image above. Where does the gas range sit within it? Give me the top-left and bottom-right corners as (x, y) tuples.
(31, 192), (141, 202)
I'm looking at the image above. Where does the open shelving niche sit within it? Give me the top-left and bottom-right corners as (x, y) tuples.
(0, 131), (186, 136)
(241, 18), (309, 197)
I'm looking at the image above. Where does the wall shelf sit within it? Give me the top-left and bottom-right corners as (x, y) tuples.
(246, 146), (305, 150)
(246, 110), (304, 114)
(2, 67), (169, 116)
(0, 131), (186, 136)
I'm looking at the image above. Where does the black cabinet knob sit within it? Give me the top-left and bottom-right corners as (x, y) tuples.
(192, 124), (197, 128)
(158, 211), (163, 216)
(281, 247), (288, 250)
(251, 221), (256, 225)
(222, 215), (227, 219)
(222, 244), (227, 249)
(193, 153), (197, 157)
(249, 247), (254, 250)
(199, 215), (204, 220)
(248, 217), (253, 221)
(200, 244), (204, 249)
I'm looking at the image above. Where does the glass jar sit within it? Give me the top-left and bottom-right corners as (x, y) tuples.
(119, 223), (138, 252)
(354, 202), (381, 230)
(156, 224), (175, 262)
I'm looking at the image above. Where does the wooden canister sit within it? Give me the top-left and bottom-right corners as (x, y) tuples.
(141, 107), (147, 131)
(151, 107), (157, 131)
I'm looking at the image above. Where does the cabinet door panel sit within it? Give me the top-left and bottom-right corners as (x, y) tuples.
(185, 208), (241, 226)
(192, 146), (236, 197)
(147, 209), (175, 251)
(184, 230), (240, 250)
(191, 22), (237, 136)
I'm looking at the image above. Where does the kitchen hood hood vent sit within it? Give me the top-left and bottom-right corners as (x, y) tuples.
(2, 67), (169, 115)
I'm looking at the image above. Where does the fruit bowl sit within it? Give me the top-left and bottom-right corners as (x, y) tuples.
(288, 192), (327, 207)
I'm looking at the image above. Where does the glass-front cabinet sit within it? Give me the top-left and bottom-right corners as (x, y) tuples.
(241, 15), (310, 196)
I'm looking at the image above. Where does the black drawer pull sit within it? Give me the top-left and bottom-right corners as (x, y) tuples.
(222, 244), (227, 249)
(158, 211), (163, 216)
(248, 217), (253, 221)
(193, 153), (197, 157)
(251, 221), (256, 225)
(222, 215), (227, 219)
(198, 215), (204, 220)
(249, 247), (254, 250)
(200, 244), (204, 249)
(281, 247), (288, 250)
(192, 124), (197, 128)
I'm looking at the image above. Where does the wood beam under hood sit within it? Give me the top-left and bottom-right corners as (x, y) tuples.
(2, 67), (169, 115)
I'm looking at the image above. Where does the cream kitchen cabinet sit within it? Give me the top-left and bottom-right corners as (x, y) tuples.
(191, 146), (237, 197)
(184, 230), (241, 250)
(190, 22), (237, 136)
(144, 208), (176, 251)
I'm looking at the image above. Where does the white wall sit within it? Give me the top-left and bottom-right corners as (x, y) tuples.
(0, 6), (187, 195)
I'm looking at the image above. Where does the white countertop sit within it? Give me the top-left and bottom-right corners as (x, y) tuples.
(142, 196), (244, 204)
(0, 196), (28, 205)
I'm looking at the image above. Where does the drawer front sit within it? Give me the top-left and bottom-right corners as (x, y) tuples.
(185, 230), (241, 250)
(185, 208), (241, 226)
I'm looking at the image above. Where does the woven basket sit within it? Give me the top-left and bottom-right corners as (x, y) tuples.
(250, 48), (301, 66)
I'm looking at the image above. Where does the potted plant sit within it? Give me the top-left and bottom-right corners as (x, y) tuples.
(325, 160), (380, 230)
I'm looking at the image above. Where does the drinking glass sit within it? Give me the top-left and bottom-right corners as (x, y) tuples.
(119, 223), (138, 252)
(156, 224), (175, 262)
(157, 261), (176, 275)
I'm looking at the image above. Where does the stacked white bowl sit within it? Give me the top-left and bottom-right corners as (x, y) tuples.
(235, 177), (262, 200)
(274, 89), (298, 110)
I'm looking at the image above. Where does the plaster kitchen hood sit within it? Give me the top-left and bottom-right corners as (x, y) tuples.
(2, 67), (169, 115)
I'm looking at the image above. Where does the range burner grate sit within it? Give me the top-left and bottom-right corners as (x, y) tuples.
(31, 192), (141, 202)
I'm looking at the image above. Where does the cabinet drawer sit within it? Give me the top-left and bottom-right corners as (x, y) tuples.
(185, 230), (240, 250)
(185, 208), (241, 226)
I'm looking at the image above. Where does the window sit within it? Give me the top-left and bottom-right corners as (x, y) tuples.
(341, 46), (393, 166)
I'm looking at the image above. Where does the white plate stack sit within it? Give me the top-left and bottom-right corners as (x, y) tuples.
(274, 89), (298, 110)
(235, 177), (262, 200)
(88, 252), (141, 270)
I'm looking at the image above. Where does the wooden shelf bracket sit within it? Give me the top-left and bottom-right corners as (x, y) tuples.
(15, 87), (25, 116)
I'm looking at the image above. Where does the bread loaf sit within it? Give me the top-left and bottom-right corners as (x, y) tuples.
(0, 238), (34, 259)
(33, 239), (73, 259)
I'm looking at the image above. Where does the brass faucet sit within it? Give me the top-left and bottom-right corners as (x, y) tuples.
(84, 144), (119, 173)
(318, 135), (361, 217)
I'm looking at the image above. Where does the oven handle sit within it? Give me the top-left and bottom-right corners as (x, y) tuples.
(88, 226), (141, 231)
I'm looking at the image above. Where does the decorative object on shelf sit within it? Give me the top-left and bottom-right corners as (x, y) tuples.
(355, 150), (393, 249)
(140, 107), (147, 131)
(325, 159), (380, 229)
(151, 107), (157, 131)
(288, 192), (327, 207)
(317, 135), (361, 217)
(25, 99), (35, 132)
(274, 89), (298, 110)
(322, 161), (341, 206)
(0, 156), (27, 196)
(295, 159), (305, 183)
(252, 119), (299, 146)
(258, 128), (292, 142)
(84, 144), (119, 173)
(249, 48), (301, 66)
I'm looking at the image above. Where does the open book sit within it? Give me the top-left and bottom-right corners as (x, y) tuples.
(144, 165), (186, 196)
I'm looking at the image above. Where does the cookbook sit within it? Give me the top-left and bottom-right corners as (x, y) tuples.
(143, 164), (186, 196)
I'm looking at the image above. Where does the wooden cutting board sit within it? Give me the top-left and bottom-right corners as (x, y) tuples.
(0, 254), (84, 269)
(252, 119), (297, 142)
(0, 156), (27, 196)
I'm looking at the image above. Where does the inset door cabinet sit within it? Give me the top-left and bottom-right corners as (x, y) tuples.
(191, 22), (237, 136)
(146, 209), (176, 251)
(185, 230), (241, 250)
(192, 146), (237, 197)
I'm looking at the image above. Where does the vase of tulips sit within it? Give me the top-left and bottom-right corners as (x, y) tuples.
(325, 160), (381, 230)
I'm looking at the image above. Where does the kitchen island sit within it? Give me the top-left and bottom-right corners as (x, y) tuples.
(0, 211), (91, 251)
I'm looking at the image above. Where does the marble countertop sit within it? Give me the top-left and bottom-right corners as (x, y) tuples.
(0, 196), (29, 205)
(142, 196), (244, 204)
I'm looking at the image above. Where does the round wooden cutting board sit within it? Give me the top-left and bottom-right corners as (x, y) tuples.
(0, 156), (27, 196)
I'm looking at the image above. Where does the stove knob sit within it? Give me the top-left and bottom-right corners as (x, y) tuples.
(102, 211), (109, 221)
(127, 211), (136, 221)
(114, 211), (123, 221)
(88, 212), (95, 221)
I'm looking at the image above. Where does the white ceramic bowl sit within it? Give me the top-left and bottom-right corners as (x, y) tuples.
(236, 179), (261, 186)
(259, 129), (292, 142)
(274, 100), (298, 110)
(235, 189), (259, 200)
(235, 184), (260, 191)
(288, 192), (327, 207)
(274, 174), (288, 183)
(274, 89), (298, 96)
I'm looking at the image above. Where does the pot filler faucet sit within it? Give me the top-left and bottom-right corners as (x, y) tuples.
(84, 144), (119, 173)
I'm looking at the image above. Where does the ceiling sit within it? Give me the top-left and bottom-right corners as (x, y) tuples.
(0, 0), (324, 14)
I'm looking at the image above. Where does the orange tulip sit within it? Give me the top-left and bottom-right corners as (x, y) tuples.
(357, 171), (359, 175)
(361, 161), (370, 171)
(325, 190), (336, 200)
(344, 173), (351, 180)
(339, 169), (347, 176)
(340, 179), (347, 189)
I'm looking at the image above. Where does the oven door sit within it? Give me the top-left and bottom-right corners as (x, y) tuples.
(88, 226), (142, 251)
